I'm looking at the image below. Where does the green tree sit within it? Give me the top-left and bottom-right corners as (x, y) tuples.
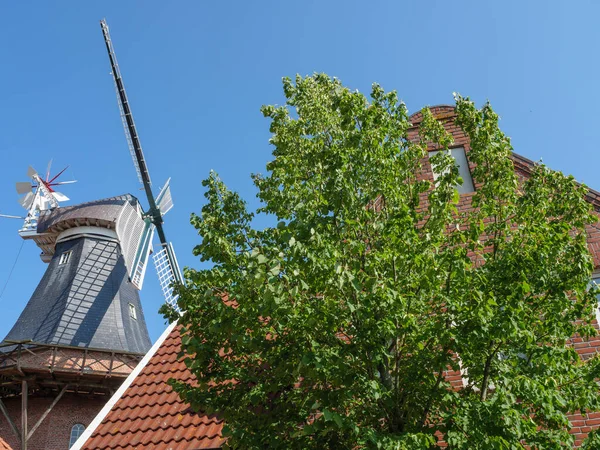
(165, 74), (600, 449)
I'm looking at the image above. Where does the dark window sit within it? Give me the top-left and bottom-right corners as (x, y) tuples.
(69, 423), (85, 448)
(59, 251), (72, 265)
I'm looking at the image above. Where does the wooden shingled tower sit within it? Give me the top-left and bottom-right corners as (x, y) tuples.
(0, 20), (183, 450)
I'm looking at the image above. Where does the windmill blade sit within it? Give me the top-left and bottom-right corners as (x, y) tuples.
(101, 20), (183, 308)
(51, 180), (77, 186)
(156, 178), (173, 216)
(100, 19), (151, 187)
(130, 220), (155, 290)
(16, 182), (32, 195)
(153, 242), (183, 309)
(27, 166), (37, 178)
(45, 159), (53, 182)
(47, 165), (70, 184)
(52, 192), (70, 202)
(18, 192), (35, 210)
(0, 213), (25, 219)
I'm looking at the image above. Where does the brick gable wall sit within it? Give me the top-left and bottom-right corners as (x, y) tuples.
(0, 394), (106, 450)
(410, 106), (600, 447)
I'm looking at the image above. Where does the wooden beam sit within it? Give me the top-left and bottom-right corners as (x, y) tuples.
(107, 351), (114, 378)
(0, 397), (21, 444)
(16, 346), (25, 376)
(50, 346), (57, 374)
(37, 380), (116, 392)
(23, 348), (36, 357)
(21, 379), (27, 450)
(81, 349), (88, 375)
(26, 384), (68, 441)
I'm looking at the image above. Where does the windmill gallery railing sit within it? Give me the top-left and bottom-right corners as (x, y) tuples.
(0, 340), (142, 391)
(0, 341), (143, 449)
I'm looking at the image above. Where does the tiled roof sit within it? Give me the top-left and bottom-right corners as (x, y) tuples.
(0, 436), (12, 450)
(81, 324), (225, 449)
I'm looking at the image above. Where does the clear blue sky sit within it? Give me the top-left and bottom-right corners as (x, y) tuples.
(0, 1), (599, 343)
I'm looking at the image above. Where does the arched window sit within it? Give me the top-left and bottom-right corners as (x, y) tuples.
(69, 423), (85, 448)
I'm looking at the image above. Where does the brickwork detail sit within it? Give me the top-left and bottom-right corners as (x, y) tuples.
(410, 106), (600, 447)
(0, 393), (106, 450)
(0, 343), (139, 449)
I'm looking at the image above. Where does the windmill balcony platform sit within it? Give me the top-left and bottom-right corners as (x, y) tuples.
(0, 340), (143, 397)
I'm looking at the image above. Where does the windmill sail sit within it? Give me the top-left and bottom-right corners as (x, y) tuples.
(16, 181), (32, 195)
(156, 178), (173, 216)
(52, 191), (70, 202)
(153, 243), (182, 308)
(15, 164), (74, 235)
(100, 19), (151, 187)
(101, 19), (183, 312)
(18, 191), (35, 209)
(130, 219), (156, 290)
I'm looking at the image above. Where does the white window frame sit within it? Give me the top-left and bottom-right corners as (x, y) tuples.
(69, 423), (85, 448)
(129, 303), (137, 320)
(429, 146), (475, 194)
(592, 274), (600, 324)
(59, 251), (72, 265)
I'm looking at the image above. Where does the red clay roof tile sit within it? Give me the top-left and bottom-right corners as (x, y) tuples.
(81, 325), (225, 449)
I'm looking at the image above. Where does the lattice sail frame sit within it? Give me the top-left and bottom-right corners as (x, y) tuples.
(100, 20), (149, 186)
(130, 219), (155, 290)
(111, 74), (144, 184)
(153, 243), (182, 309)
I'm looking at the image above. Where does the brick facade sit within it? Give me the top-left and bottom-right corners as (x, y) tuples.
(0, 344), (139, 449)
(411, 106), (600, 447)
(0, 393), (106, 450)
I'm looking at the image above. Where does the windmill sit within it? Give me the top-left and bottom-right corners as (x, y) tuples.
(0, 22), (177, 450)
(15, 163), (75, 233)
(100, 19), (182, 307)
